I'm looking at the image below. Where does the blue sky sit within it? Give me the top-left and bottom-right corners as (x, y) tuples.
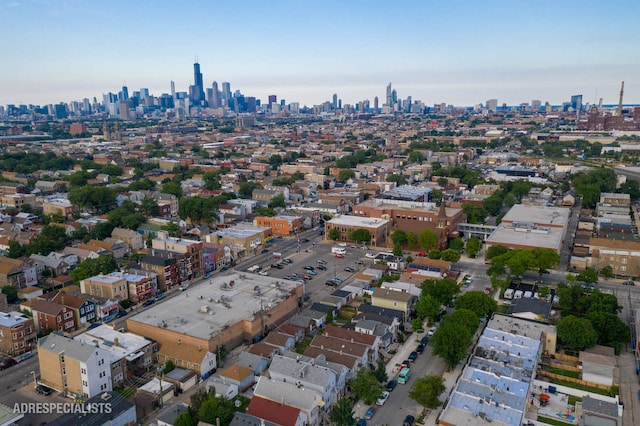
(1, 0), (638, 107)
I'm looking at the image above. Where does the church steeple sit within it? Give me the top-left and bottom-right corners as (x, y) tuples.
(436, 202), (448, 250)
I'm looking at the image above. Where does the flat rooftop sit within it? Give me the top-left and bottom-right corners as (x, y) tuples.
(327, 215), (389, 228)
(486, 222), (564, 252)
(440, 315), (547, 426)
(128, 271), (302, 340)
(501, 205), (570, 228)
(214, 224), (270, 239)
(0, 311), (31, 328)
(74, 324), (152, 364)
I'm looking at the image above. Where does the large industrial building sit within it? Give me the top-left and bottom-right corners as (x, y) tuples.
(485, 205), (570, 255)
(126, 271), (304, 375)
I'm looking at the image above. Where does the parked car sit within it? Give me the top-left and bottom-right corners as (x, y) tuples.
(624, 281), (635, 286)
(416, 344), (425, 354)
(325, 281), (338, 287)
(317, 259), (327, 264)
(316, 265), (327, 271)
(420, 336), (429, 345)
(282, 259), (293, 264)
(355, 260), (364, 265)
(301, 275), (312, 281)
(291, 273), (300, 278)
(306, 270), (317, 275)
(356, 419), (367, 426)
(364, 406), (376, 420)
(401, 360), (411, 368)
(36, 385), (53, 395)
(303, 265), (315, 271)
(142, 299), (155, 307)
(344, 267), (355, 273)
(376, 391), (390, 405)
(332, 277), (344, 283)
(271, 263), (283, 269)
(258, 270), (269, 276)
(408, 351), (418, 361)
(116, 309), (128, 318)
(427, 326), (437, 337)
(386, 379), (397, 392)
(335, 254), (345, 258)
(0, 358), (17, 371)
(403, 415), (415, 426)
(179, 284), (189, 291)
(155, 293), (166, 301)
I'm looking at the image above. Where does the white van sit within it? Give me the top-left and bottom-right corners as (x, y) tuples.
(332, 247), (347, 255)
(523, 291), (533, 299)
(514, 290), (523, 299)
(504, 289), (514, 300)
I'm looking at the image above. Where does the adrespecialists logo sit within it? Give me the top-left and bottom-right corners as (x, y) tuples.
(13, 402), (112, 414)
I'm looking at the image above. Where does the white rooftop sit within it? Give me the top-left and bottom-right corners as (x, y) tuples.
(0, 311), (31, 328)
(501, 205), (570, 228)
(327, 215), (389, 228)
(127, 271), (302, 340)
(74, 324), (152, 364)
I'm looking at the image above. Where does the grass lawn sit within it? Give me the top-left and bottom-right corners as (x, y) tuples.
(550, 378), (615, 396)
(295, 336), (312, 354)
(550, 367), (580, 379)
(567, 395), (582, 406)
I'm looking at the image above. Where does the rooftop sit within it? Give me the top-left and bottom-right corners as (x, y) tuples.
(486, 222), (564, 251)
(127, 271), (302, 340)
(501, 204), (570, 228)
(0, 311), (31, 328)
(327, 215), (389, 228)
(73, 324), (152, 364)
(214, 224), (271, 239)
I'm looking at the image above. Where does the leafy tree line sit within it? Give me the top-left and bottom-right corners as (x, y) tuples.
(555, 283), (629, 353)
(178, 193), (236, 224)
(487, 247), (560, 277)
(71, 254), (118, 284)
(7, 225), (72, 258)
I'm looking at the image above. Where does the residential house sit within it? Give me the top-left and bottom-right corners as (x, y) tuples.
(111, 227), (145, 251)
(263, 332), (296, 354)
(151, 237), (204, 281)
(28, 253), (71, 277)
(47, 293), (93, 325)
(253, 376), (323, 426)
(371, 287), (413, 319)
(26, 299), (76, 333)
(322, 325), (380, 366)
(0, 256), (36, 288)
(136, 378), (175, 407)
(80, 273), (129, 301)
(579, 346), (617, 387)
(219, 364), (255, 392)
(74, 324), (155, 387)
(155, 340), (217, 379)
(17, 286), (43, 301)
(236, 351), (270, 376)
(255, 215), (304, 237)
(42, 198), (76, 218)
(579, 396), (621, 426)
(269, 354), (339, 407)
(246, 395), (308, 426)
(309, 334), (370, 370)
(0, 311), (36, 356)
(38, 332), (112, 398)
(138, 251), (180, 292)
(163, 367), (198, 393)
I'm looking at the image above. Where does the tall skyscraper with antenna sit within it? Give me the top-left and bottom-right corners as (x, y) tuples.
(189, 60), (205, 105)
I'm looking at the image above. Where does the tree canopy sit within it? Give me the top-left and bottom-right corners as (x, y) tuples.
(71, 254), (118, 284)
(454, 291), (497, 318)
(409, 375), (446, 409)
(350, 370), (385, 405)
(557, 315), (598, 351)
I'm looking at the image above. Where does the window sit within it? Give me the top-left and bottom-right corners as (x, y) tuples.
(60, 355), (65, 363)
(81, 368), (87, 375)
(64, 312), (73, 319)
(62, 367), (66, 375)
(622, 258), (627, 264)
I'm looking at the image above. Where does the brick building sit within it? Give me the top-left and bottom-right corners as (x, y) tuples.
(0, 311), (36, 356)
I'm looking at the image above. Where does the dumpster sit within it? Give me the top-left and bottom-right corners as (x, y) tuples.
(548, 386), (556, 394)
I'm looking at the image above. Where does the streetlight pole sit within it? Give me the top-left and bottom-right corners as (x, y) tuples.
(30, 371), (37, 388)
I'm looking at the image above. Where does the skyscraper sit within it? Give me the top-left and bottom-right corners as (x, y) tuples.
(386, 83), (392, 106)
(189, 61), (206, 105)
(211, 81), (220, 108)
(570, 95), (583, 112)
(221, 82), (231, 106)
(374, 96), (379, 113)
(332, 93), (338, 109)
(170, 81), (176, 100)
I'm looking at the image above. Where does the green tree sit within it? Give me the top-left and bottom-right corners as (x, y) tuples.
(416, 293), (441, 322)
(431, 319), (472, 370)
(587, 311), (630, 353)
(417, 229), (438, 251)
(428, 249), (441, 259)
(71, 254), (118, 284)
(391, 229), (408, 246)
(576, 268), (598, 284)
(161, 181), (183, 198)
(238, 181), (263, 199)
(483, 192), (504, 216)
(620, 180), (640, 201)
(486, 245), (508, 259)
(140, 198), (160, 217)
(448, 238), (464, 252)
(351, 370), (385, 405)
(174, 408), (198, 426)
(421, 278), (459, 307)
(440, 249), (461, 262)
(600, 265), (613, 278)
(161, 222), (181, 237)
(269, 194), (286, 208)
(409, 375), (446, 409)
(406, 232), (418, 249)
(392, 243), (403, 256)
(338, 169), (356, 182)
(326, 309), (334, 323)
(454, 292), (497, 318)
(1, 285), (19, 303)
(465, 237), (482, 258)
(198, 396), (236, 426)
(557, 315), (598, 351)
(203, 171), (222, 190)
(386, 174), (408, 186)
(462, 203), (488, 224)
(349, 229), (371, 243)
(7, 240), (26, 258)
(328, 228), (340, 241)
(163, 359), (176, 374)
(329, 397), (355, 426)
(373, 359), (388, 383)
(531, 248), (560, 274)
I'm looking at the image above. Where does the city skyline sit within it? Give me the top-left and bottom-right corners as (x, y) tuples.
(0, 0), (638, 107)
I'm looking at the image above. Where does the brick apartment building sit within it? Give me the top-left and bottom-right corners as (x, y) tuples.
(0, 311), (36, 356)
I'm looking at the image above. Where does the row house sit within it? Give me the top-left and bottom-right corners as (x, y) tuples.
(42, 198), (77, 218)
(202, 243), (228, 274)
(81, 295), (121, 322)
(0, 256), (38, 288)
(38, 333), (112, 399)
(151, 237), (204, 281)
(206, 224), (272, 259)
(138, 251), (180, 292)
(48, 293), (97, 328)
(115, 270), (156, 303)
(0, 311), (36, 356)
(24, 299), (76, 334)
(0, 182), (29, 196)
(28, 253), (71, 277)
(80, 274), (128, 301)
(111, 227), (145, 251)
(79, 239), (129, 259)
(155, 193), (179, 218)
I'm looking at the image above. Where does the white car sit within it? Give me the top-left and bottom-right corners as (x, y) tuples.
(376, 391), (390, 406)
(258, 270), (269, 276)
(179, 284), (189, 291)
(427, 326), (437, 337)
